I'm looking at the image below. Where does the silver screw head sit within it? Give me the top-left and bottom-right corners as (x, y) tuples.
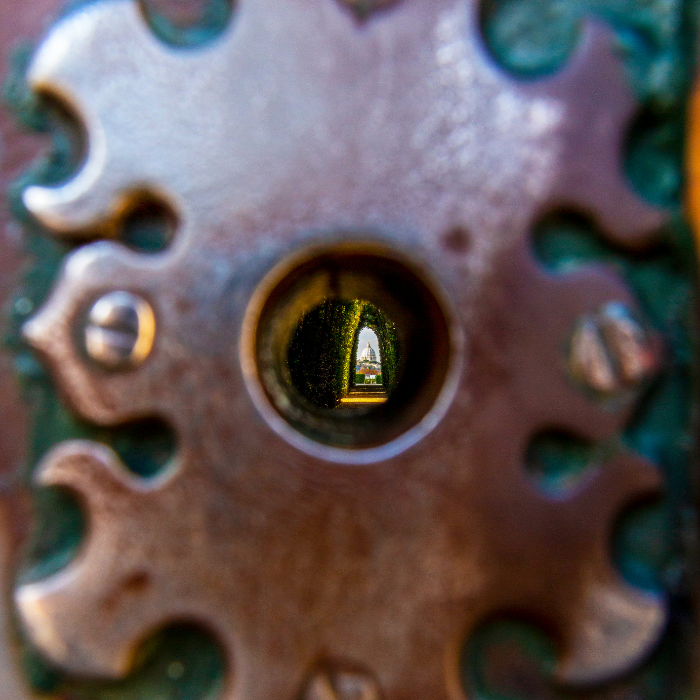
(569, 302), (661, 395)
(84, 291), (155, 370)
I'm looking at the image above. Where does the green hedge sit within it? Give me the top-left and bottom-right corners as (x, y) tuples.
(355, 373), (365, 384)
(288, 299), (363, 408)
(287, 299), (400, 408)
(350, 303), (399, 394)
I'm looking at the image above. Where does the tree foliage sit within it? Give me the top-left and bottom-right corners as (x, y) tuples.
(351, 304), (399, 393)
(287, 299), (400, 408)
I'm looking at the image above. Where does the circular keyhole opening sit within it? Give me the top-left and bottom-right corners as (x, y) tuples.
(243, 242), (458, 458)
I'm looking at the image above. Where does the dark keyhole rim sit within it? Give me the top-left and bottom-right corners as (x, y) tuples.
(241, 239), (463, 464)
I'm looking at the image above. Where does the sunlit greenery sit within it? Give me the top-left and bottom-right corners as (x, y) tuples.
(288, 300), (399, 409)
(351, 304), (399, 394)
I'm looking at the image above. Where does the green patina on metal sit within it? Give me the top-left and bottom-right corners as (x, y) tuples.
(25, 625), (225, 700)
(465, 616), (691, 700)
(4, 34), (225, 700)
(466, 621), (557, 700)
(466, 0), (698, 695)
(525, 430), (600, 496)
(533, 213), (695, 595)
(2, 0), (698, 695)
(139, 0), (233, 49)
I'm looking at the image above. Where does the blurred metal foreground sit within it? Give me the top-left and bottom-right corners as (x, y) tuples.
(0, 0), (695, 699)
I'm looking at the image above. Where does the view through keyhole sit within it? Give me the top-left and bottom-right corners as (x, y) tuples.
(248, 243), (454, 454)
(353, 327), (383, 391)
(287, 300), (399, 415)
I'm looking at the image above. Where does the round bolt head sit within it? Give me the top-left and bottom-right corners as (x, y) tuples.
(569, 302), (661, 396)
(598, 302), (660, 385)
(569, 317), (619, 394)
(84, 291), (155, 370)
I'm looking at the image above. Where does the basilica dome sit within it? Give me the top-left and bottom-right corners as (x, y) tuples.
(360, 342), (377, 363)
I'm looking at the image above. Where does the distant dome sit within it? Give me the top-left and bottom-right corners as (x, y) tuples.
(360, 341), (377, 363)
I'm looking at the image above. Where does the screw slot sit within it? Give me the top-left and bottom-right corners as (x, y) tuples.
(568, 302), (661, 397)
(84, 291), (156, 370)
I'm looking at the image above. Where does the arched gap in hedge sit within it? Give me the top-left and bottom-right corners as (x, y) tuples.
(287, 299), (400, 409)
(348, 303), (400, 394)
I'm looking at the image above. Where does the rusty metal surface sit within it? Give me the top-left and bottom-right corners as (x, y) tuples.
(6, 1), (671, 698)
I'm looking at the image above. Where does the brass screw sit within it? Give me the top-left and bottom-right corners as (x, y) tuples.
(84, 291), (155, 370)
(304, 671), (380, 700)
(569, 302), (661, 395)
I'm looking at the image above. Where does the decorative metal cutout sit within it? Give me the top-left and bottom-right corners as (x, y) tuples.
(8, 0), (679, 698)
